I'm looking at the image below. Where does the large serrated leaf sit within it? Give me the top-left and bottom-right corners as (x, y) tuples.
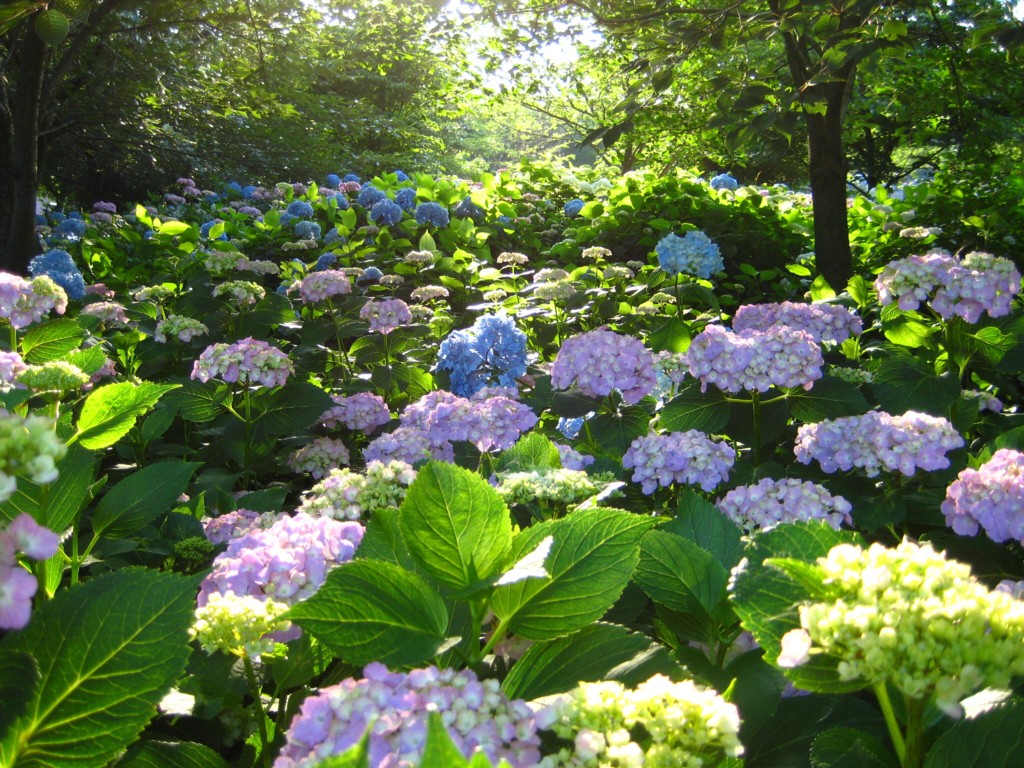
(495, 433), (562, 473)
(251, 381), (334, 437)
(286, 560), (449, 667)
(923, 698), (1024, 768)
(20, 318), (84, 363)
(491, 507), (656, 640)
(810, 727), (898, 768)
(635, 529), (728, 616)
(73, 382), (179, 449)
(0, 652), (38, 736)
(729, 522), (864, 694)
(91, 461), (199, 538)
(400, 462), (512, 589)
(0, 570), (198, 768)
(788, 376), (869, 423)
(869, 356), (959, 417)
(502, 623), (680, 700)
(664, 490), (744, 570)
(113, 740), (229, 768)
(659, 381), (730, 434)
(163, 381), (228, 423)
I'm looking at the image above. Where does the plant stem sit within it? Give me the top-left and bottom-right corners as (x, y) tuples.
(751, 390), (762, 465)
(244, 655), (273, 768)
(874, 682), (906, 764)
(478, 616), (511, 660)
(903, 696), (926, 768)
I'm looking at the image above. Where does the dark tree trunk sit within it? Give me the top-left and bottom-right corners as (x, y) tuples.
(806, 104), (854, 290)
(1, 29), (49, 275)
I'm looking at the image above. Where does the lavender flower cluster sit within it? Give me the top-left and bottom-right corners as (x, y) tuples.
(732, 301), (863, 344)
(320, 392), (391, 434)
(942, 449), (1024, 545)
(435, 313), (528, 397)
(654, 230), (723, 279)
(191, 338), (293, 388)
(154, 314), (209, 343)
(0, 273), (68, 329)
(874, 249), (1021, 323)
(686, 324), (823, 394)
(297, 270), (352, 303)
(716, 478), (852, 533)
(362, 425), (455, 465)
(623, 431), (735, 494)
(274, 663), (540, 768)
(795, 410), (964, 477)
(400, 389), (539, 453)
(0, 351), (27, 389)
(551, 329), (657, 405)
(202, 508), (280, 545)
(1, 514), (60, 629)
(360, 298), (413, 335)
(212, 280), (265, 307)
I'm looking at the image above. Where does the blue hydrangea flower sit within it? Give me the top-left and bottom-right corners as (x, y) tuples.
(242, 185), (258, 199)
(314, 252), (338, 271)
(278, 212), (296, 227)
(563, 198), (585, 217)
(655, 230), (724, 279)
(203, 193), (221, 204)
(325, 173), (341, 188)
(358, 266), (383, 286)
(324, 228), (346, 246)
(435, 313), (528, 397)
(369, 199), (403, 226)
(453, 196), (485, 223)
(324, 191), (349, 210)
(49, 212), (66, 224)
(51, 218), (87, 241)
(286, 200), (315, 218)
(199, 220), (229, 240)
(414, 202), (450, 228)
(225, 181), (244, 194)
(497, 215), (513, 230)
(557, 416), (586, 440)
(356, 185), (387, 208)
(710, 173), (739, 191)
(35, 214), (47, 225)
(28, 249), (86, 300)
(395, 187), (417, 211)
(393, 170), (410, 181)
(342, 174), (361, 183)
(68, 211), (83, 220)
(294, 220), (321, 240)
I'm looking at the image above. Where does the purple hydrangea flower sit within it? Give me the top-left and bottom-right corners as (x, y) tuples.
(274, 663), (540, 768)
(0, 273), (68, 329)
(686, 324), (823, 394)
(623, 431), (735, 494)
(360, 299), (412, 335)
(732, 301), (863, 345)
(297, 270), (352, 303)
(942, 449), (1024, 545)
(191, 338), (294, 387)
(400, 390), (538, 453)
(551, 329), (657, 405)
(321, 392), (391, 434)
(716, 478), (852, 533)
(795, 410), (964, 477)
(362, 425), (455, 465)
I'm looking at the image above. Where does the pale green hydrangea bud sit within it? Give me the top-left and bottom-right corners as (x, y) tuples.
(496, 468), (612, 508)
(537, 675), (743, 767)
(0, 410), (67, 501)
(190, 591), (291, 658)
(16, 361), (89, 393)
(783, 539), (1024, 718)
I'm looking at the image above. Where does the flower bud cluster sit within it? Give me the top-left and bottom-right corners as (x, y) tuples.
(213, 280), (266, 307)
(496, 468), (607, 507)
(237, 258), (279, 276)
(359, 298), (412, 334)
(551, 329), (657, 405)
(197, 512), (364, 644)
(288, 437), (351, 479)
(874, 250), (1021, 323)
(132, 284), (174, 303)
(1, 514), (60, 629)
(781, 539), (1024, 718)
(155, 314), (209, 343)
(297, 270), (351, 303)
(436, 313), (528, 397)
(203, 251), (243, 274)
(17, 361), (89, 393)
(794, 410), (963, 477)
(0, 273), (68, 329)
(320, 392), (391, 434)
(80, 301), (129, 326)
(941, 449), (1024, 545)
(654, 230), (724, 279)
(623, 431), (735, 494)
(297, 460), (417, 521)
(274, 663), (540, 768)
(191, 338), (293, 387)
(191, 592), (291, 658)
(716, 478), (852, 533)
(732, 301), (863, 344)
(536, 675), (743, 768)
(686, 324), (823, 394)
(410, 285), (448, 302)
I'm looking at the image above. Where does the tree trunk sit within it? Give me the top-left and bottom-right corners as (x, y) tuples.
(806, 106), (854, 289)
(1, 29), (49, 275)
